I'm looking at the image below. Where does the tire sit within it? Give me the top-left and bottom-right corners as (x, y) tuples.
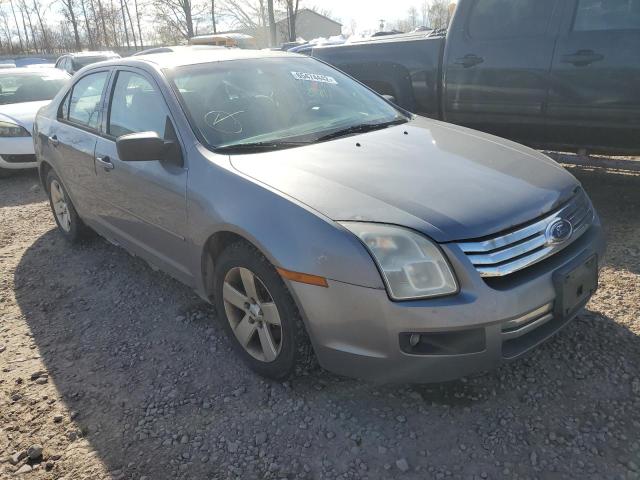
(46, 170), (91, 243)
(214, 241), (316, 380)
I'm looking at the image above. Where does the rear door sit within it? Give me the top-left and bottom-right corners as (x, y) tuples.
(48, 69), (111, 218)
(443, 0), (563, 146)
(93, 68), (191, 283)
(547, 0), (640, 154)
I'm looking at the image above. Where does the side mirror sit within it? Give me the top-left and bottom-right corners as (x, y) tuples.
(382, 94), (396, 104)
(116, 131), (183, 166)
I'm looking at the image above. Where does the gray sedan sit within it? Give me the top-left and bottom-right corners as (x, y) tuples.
(34, 50), (605, 382)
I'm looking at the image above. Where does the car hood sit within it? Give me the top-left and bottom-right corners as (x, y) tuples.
(229, 117), (580, 242)
(0, 100), (50, 131)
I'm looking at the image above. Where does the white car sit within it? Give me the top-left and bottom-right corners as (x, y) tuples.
(0, 68), (69, 176)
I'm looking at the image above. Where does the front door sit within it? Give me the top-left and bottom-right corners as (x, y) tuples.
(547, 0), (640, 153)
(443, 0), (562, 147)
(93, 68), (191, 283)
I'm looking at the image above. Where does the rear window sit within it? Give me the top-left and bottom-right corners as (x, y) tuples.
(468, 0), (557, 39)
(73, 56), (117, 70)
(574, 0), (640, 31)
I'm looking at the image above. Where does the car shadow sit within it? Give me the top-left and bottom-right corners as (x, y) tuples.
(14, 226), (640, 479)
(0, 170), (44, 208)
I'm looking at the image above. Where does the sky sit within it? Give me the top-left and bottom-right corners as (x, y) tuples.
(306, 0), (431, 34)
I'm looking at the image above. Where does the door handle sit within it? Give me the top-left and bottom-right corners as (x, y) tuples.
(455, 54), (484, 68)
(561, 50), (604, 67)
(96, 155), (114, 171)
(48, 135), (59, 147)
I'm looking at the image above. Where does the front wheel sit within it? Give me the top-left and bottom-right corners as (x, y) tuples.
(214, 241), (315, 379)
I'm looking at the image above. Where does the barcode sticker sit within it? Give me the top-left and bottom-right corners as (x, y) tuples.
(291, 71), (338, 84)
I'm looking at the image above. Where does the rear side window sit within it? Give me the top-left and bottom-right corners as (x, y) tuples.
(65, 71), (109, 129)
(107, 71), (171, 139)
(468, 0), (557, 39)
(574, 0), (640, 31)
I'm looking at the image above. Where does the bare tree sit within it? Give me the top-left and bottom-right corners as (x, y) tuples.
(32, 0), (50, 52)
(279, 0), (299, 42)
(124, 0), (138, 48)
(80, 0), (93, 48)
(152, 0), (197, 40)
(119, 0), (130, 47)
(221, 0), (265, 31)
(408, 5), (418, 30)
(18, 0), (39, 52)
(210, 0), (217, 33)
(0, 8), (15, 53)
(134, 0), (144, 47)
(420, 0), (428, 27)
(9, 0), (25, 52)
(428, 0), (453, 30)
(60, 0), (82, 50)
(95, 0), (109, 47)
(266, 0), (275, 46)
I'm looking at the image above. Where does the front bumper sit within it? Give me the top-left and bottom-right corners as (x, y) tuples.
(0, 137), (37, 170)
(287, 222), (606, 383)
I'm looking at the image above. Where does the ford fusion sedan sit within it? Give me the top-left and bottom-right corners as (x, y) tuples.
(0, 68), (69, 176)
(34, 51), (605, 382)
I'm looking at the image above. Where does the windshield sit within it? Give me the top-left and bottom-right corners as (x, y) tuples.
(166, 57), (408, 150)
(0, 72), (68, 105)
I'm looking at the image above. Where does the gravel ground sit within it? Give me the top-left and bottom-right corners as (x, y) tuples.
(1, 160), (639, 480)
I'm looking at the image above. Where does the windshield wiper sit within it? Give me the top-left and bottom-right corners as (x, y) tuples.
(316, 118), (408, 142)
(215, 140), (309, 153)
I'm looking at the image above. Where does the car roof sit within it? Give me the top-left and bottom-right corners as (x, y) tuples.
(132, 45), (226, 56)
(67, 51), (119, 58)
(94, 49), (303, 70)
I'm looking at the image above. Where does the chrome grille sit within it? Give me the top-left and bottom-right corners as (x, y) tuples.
(456, 190), (594, 277)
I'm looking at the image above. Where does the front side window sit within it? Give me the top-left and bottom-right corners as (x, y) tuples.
(574, 0), (640, 31)
(108, 71), (170, 138)
(0, 71), (68, 105)
(468, 0), (557, 39)
(167, 57), (407, 151)
(67, 71), (109, 129)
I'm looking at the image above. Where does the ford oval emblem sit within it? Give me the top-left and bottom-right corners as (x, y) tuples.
(545, 219), (573, 245)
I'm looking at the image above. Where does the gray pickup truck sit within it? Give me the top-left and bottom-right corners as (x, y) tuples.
(313, 0), (640, 155)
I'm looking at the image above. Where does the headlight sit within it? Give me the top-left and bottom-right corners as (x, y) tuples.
(340, 222), (458, 300)
(0, 120), (30, 137)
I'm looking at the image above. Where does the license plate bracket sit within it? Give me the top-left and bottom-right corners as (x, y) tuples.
(553, 255), (598, 320)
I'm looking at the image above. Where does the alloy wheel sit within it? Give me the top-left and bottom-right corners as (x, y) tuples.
(50, 179), (71, 232)
(222, 267), (283, 362)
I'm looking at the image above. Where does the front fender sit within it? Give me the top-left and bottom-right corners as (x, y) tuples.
(187, 147), (385, 295)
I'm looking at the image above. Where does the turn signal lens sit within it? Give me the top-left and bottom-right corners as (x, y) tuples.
(277, 267), (329, 288)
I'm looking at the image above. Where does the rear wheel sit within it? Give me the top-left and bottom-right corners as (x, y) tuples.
(214, 241), (315, 379)
(46, 170), (90, 243)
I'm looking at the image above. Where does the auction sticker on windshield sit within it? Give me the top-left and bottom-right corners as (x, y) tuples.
(291, 71), (338, 84)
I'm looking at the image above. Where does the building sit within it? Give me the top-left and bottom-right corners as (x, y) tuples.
(275, 9), (343, 45)
(213, 9), (342, 48)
